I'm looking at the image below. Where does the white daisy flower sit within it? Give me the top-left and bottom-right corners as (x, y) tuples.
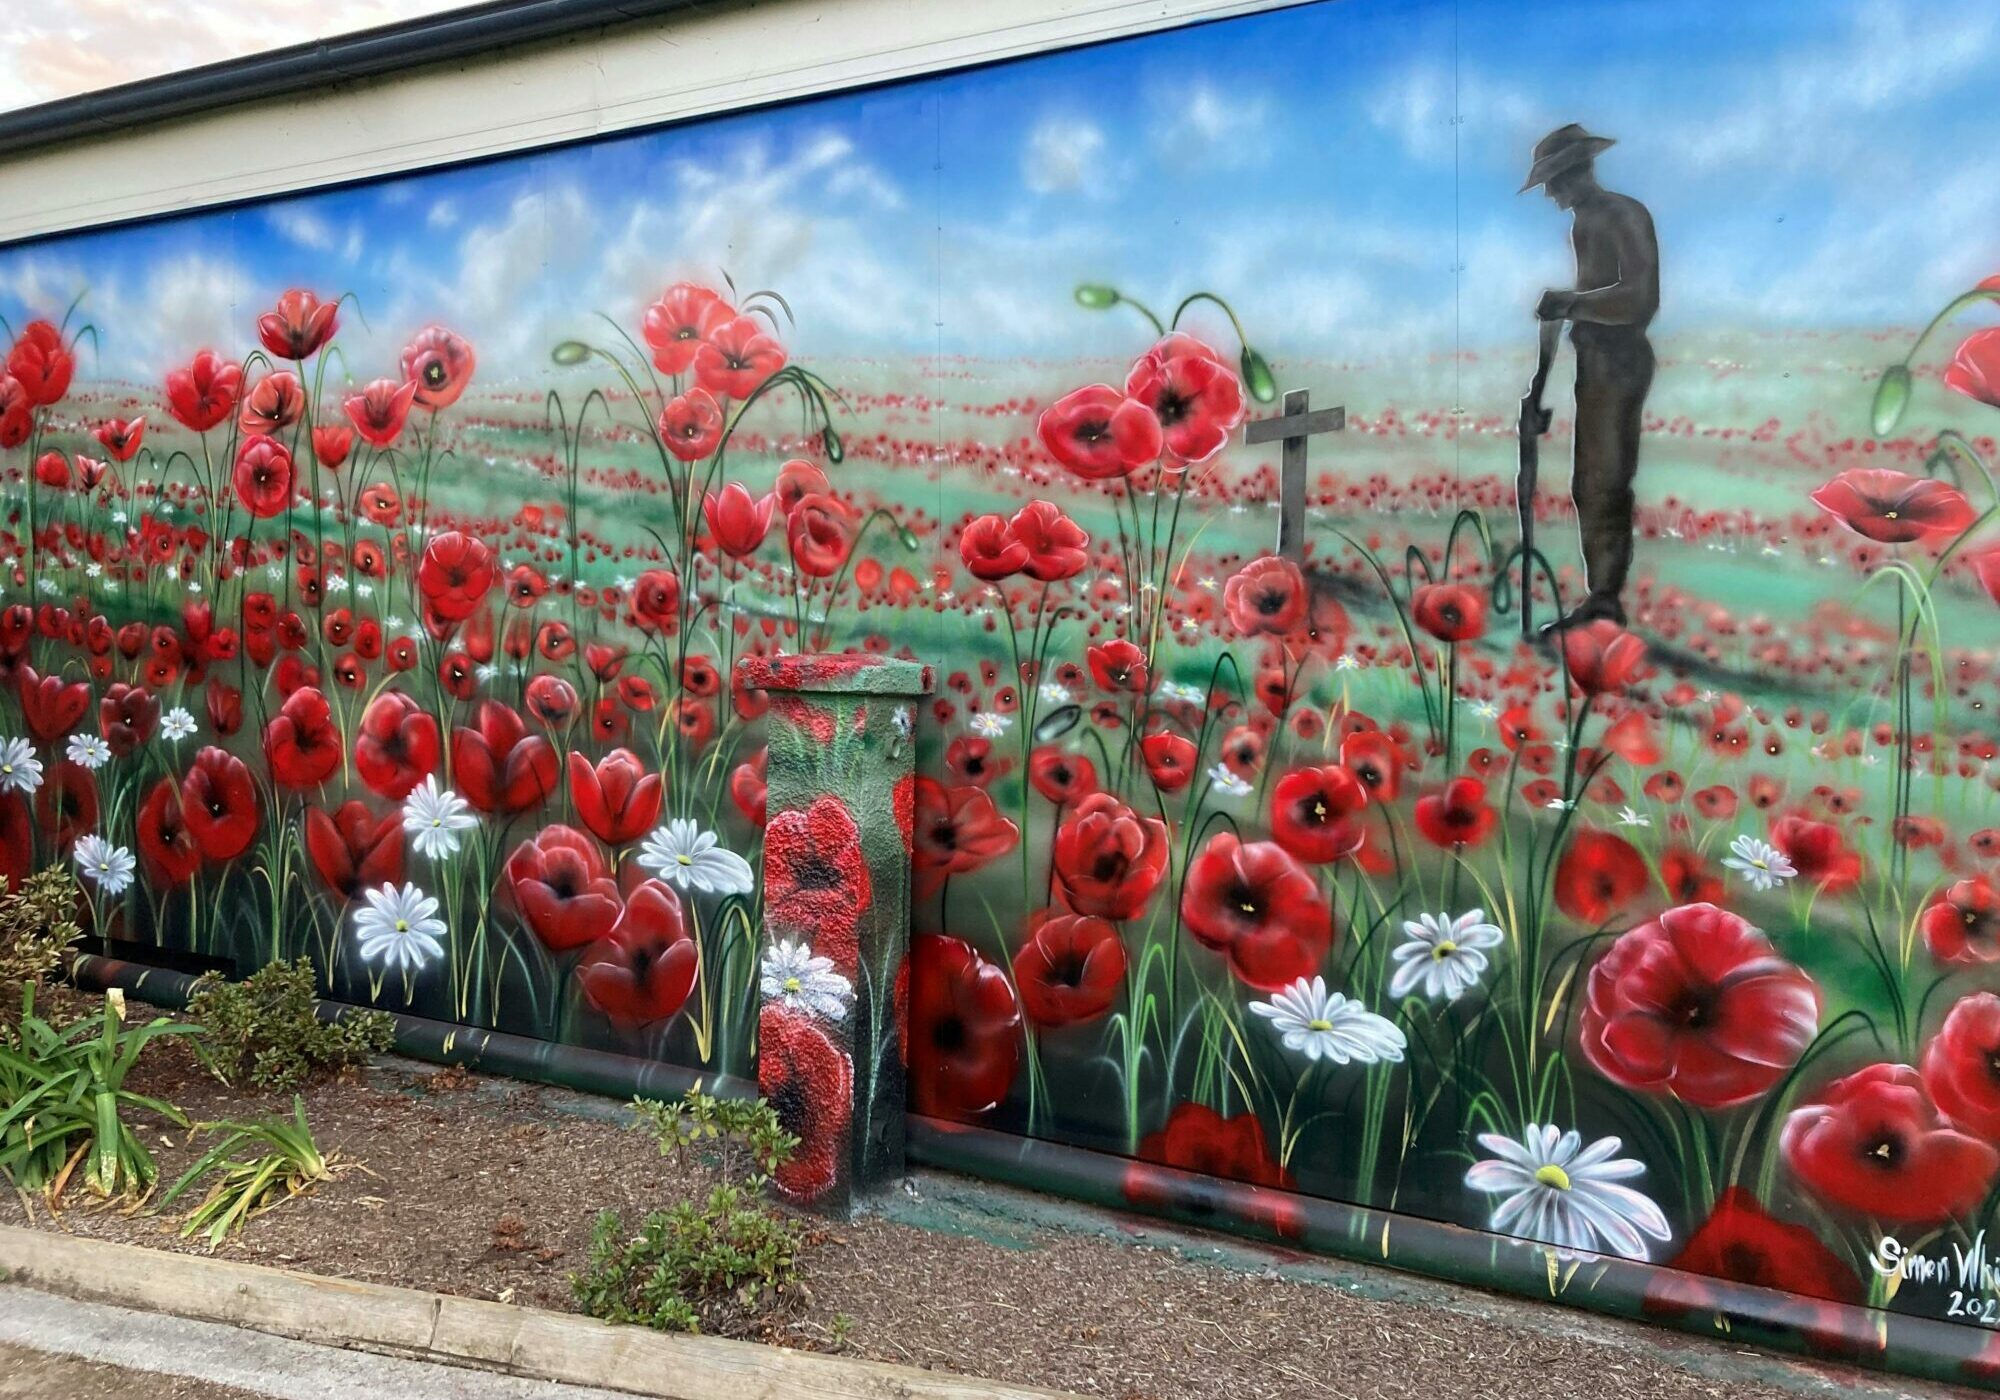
(1207, 763), (1254, 798)
(891, 705), (913, 739)
(760, 939), (853, 1023)
(402, 775), (478, 860)
(1545, 797), (1575, 812)
(1249, 977), (1406, 1065)
(1335, 653), (1359, 671)
(1470, 699), (1500, 720)
(639, 819), (755, 896)
(969, 710), (1011, 739)
(1038, 681), (1075, 707)
(325, 573), (350, 593)
(1389, 909), (1505, 1003)
(0, 737), (42, 795)
(73, 834), (135, 896)
(1159, 682), (1205, 705)
(1723, 834), (1795, 892)
(160, 707), (197, 742)
(1615, 806), (1650, 828)
(1464, 1124), (1671, 1261)
(65, 732), (111, 770)
(353, 882), (447, 974)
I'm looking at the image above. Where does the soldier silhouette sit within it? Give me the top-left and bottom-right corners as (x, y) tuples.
(1520, 123), (1658, 631)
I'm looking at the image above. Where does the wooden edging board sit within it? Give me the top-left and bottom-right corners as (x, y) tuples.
(0, 1223), (1080, 1400)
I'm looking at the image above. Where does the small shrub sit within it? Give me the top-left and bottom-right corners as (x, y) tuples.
(187, 958), (394, 1091)
(0, 985), (195, 1201)
(0, 868), (82, 995)
(571, 1088), (805, 1335)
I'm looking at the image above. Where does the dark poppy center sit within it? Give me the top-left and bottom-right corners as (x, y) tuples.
(792, 855), (843, 892)
(1046, 950), (1088, 988)
(1862, 1132), (1905, 1168)
(1228, 882), (1262, 920)
(932, 1015), (966, 1053)
(1254, 588), (1286, 616)
(423, 360), (448, 388)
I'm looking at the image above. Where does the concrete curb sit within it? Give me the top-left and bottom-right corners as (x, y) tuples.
(0, 1224), (1079, 1400)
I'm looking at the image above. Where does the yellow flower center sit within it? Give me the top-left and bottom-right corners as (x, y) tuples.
(1534, 1164), (1572, 1191)
(784, 976), (802, 993)
(394, 919), (410, 933)
(1432, 939), (1458, 960)
(1307, 1018), (1333, 1032)
(677, 853), (694, 865)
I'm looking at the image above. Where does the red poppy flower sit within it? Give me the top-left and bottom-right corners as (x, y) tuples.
(18, 666), (89, 747)
(524, 673), (579, 729)
(1340, 729), (1403, 802)
(98, 682), (159, 757)
(36, 760), (97, 852)
(657, 387), (723, 461)
(1414, 776), (1496, 849)
(1009, 500), (1090, 582)
(1770, 815), (1862, 893)
(0, 377), (27, 449)
(416, 531), (496, 623)
(1923, 877), (2000, 964)
(576, 877), (697, 1025)
(1051, 793), (1169, 920)
(1411, 582), (1488, 643)
(177, 745), (259, 863)
(1027, 746), (1096, 805)
(1015, 913), (1125, 1028)
(1269, 764), (1369, 865)
(400, 325), (475, 409)
(343, 377), (418, 448)
(730, 749), (768, 828)
(1922, 992), (2000, 1142)
(165, 350), (242, 432)
(959, 513), (1027, 580)
(1123, 1102), (1300, 1239)
(757, 1002), (853, 1203)
(1810, 468), (1975, 544)
(1181, 832), (1332, 990)
(1124, 333), (1245, 465)
(701, 481), (776, 558)
(7, 321), (71, 406)
(304, 800), (404, 899)
(32, 450), (69, 490)
(568, 749), (662, 847)
(1086, 639), (1148, 694)
(911, 777), (1018, 898)
(1554, 828), (1650, 925)
(354, 690), (441, 801)
(231, 435), (295, 518)
(264, 685), (342, 788)
(1944, 325), (2000, 409)
(692, 315), (786, 399)
(628, 568), (680, 633)
(773, 458), (829, 511)
(1140, 731), (1198, 793)
(1659, 846), (1722, 905)
(238, 370), (304, 435)
(1224, 555), (1308, 638)
(906, 932), (1020, 1118)
(1645, 1188), (1862, 1335)
(1038, 383), (1162, 480)
(206, 679), (242, 736)
(1782, 1063), (1999, 1224)
(453, 700), (558, 814)
(765, 795), (873, 969)
(1561, 620), (1646, 696)
(257, 288), (340, 360)
(641, 283), (732, 374)
(136, 777), (200, 887)
(787, 493), (854, 578)
(1581, 901), (1818, 1107)
(309, 424), (353, 471)
(506, 825), (622, 953)
(93, 417), (145, 462)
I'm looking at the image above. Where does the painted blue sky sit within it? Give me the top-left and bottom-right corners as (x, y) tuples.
(1, 0), (1996, 380)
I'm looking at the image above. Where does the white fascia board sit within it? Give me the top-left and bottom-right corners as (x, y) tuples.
(0, 0), (1307, 244)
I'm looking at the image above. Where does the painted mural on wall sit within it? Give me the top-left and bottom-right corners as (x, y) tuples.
(6, 0), (2000, 1360)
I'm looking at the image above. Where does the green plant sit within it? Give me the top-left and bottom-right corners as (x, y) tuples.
(0, 985), (194, 1201)
(0, 868), (82, 996)
(571, 1089), (804, 1334)
(187, 958), (394, 1091)
(159, 1096), (337, 1246)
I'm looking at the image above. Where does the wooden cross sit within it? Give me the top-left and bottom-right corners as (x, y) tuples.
(1244, 388), (1344, 561)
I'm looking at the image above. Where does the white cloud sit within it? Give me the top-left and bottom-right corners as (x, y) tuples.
(1149, 82), (1268, 170)
(1367, 64), (1547, 170)
(267, 205), (336, 252)
(1023, 117), (1110, 196)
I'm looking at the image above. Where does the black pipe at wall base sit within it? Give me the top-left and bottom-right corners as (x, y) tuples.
(71, 954), (754, 1105)
(906, 1115), (2000, 1395)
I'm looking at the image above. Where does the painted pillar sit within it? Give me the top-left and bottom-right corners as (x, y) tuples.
(737, 652), (931, 1215)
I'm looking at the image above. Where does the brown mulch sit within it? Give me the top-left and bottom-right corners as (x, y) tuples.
(0, 986), (1980, 1400)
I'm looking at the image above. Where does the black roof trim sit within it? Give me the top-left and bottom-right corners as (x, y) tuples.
(0, 0), (712, 158)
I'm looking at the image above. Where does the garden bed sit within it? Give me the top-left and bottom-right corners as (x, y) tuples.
(0, 989), (1970, 1400)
